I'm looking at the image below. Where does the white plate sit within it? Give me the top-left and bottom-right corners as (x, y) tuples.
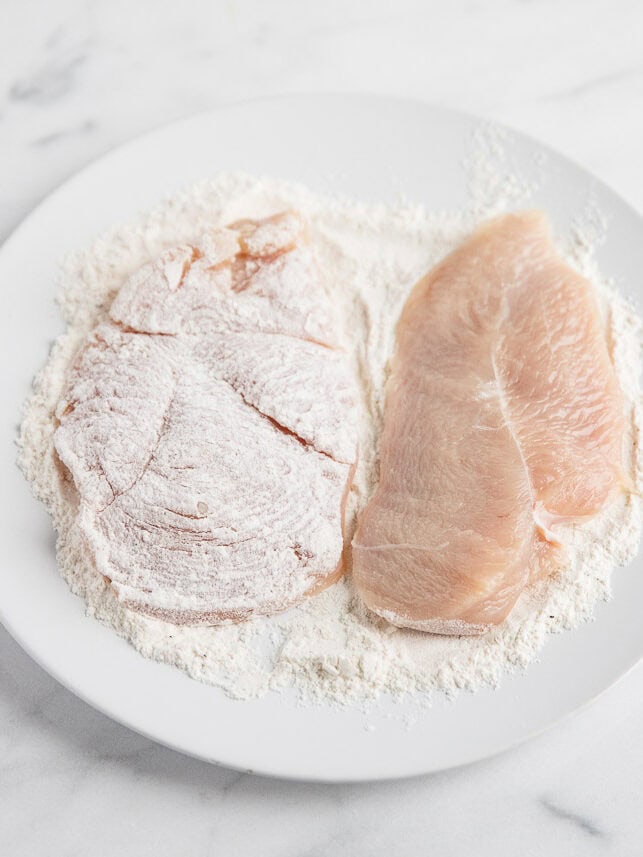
(1, 94), (642, 783)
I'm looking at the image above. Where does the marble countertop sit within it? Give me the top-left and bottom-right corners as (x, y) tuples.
(2, 0), (643, 854)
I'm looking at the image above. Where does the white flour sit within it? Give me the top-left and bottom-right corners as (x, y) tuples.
(18, 139), (643, 708)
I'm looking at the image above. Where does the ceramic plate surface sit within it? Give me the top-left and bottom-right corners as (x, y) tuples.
(1, 94), (641, 782)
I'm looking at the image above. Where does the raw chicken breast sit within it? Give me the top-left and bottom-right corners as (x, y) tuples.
(55, 212), (358, 624)
(353, 211), (627, 634)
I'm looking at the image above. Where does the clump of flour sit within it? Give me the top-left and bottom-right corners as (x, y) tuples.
(18, 132), (642, 708)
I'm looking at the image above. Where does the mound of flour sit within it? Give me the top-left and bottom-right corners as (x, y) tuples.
(19, 153), (642, 707)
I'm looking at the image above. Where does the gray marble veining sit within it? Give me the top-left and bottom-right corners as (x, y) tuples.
(540, 797), (607, 839)
(31, 118), (96, 147)
(10, 57), (83, 105)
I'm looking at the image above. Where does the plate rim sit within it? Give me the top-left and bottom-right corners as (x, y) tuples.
(2, 92), (642, 782)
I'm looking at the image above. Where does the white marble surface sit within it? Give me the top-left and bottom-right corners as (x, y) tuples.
(2, 0), (643, 853)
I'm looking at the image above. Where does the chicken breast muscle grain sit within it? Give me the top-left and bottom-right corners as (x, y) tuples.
(55, 213), (358, 624)
(353, 211), (626, 634)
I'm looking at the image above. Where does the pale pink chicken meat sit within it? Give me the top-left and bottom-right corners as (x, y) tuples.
(353, 211), (627, 634)
(55, 212), (358, 624)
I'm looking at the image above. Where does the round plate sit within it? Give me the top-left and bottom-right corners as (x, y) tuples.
(1, 94), (642, 782)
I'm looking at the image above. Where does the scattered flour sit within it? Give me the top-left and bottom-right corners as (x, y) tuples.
(18, 131), (643, 708)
